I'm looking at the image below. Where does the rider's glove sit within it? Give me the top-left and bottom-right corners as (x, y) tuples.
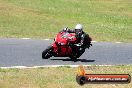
(63, 27), (68, 32)
(75, 43), (81, 47)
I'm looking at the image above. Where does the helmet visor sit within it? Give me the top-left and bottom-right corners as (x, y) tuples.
(75, 29), (81, 34)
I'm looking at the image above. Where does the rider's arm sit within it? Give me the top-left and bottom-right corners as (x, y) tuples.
(62, 27), (75, 33)
(66, 29), (75, 33)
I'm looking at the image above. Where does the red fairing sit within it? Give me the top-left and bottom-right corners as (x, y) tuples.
(52, 43), (58, 53)
(52, 32), (77, 56)
(58, 46), (72, 56)
(55, 32), (77, 45)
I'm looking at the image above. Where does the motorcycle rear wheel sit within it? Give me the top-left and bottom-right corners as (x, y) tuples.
(69, 50), (85, 61)
(42, 46), (53, 59)
(69, 54), (78, 61)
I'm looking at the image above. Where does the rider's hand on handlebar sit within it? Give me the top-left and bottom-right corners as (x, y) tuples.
(74, 43), (81, 47)
(63, 27), (68, 32)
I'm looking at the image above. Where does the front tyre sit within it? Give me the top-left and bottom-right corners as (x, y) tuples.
(42, 46), (53, 59)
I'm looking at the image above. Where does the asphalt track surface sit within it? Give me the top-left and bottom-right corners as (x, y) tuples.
(0, 38), (132, 67)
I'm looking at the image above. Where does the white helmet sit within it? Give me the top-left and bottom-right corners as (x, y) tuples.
(75, 24), (83, 31)
(75, 24), (83, 37)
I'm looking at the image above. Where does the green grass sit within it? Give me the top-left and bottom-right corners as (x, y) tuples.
(0, 0), (132, 42)
(0, 65), (132, 88)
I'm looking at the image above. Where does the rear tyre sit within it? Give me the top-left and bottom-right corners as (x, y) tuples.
(69, 49), (85, 61)
(69, 54), (78, 62)
(42, 46), (53, 59)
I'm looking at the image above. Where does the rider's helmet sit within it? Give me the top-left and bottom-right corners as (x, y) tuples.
(75, 24), (83, 37)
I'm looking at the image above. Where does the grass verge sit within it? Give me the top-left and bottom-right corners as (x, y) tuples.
(0, 0), (132, 42)
(0, 65), (132, 88)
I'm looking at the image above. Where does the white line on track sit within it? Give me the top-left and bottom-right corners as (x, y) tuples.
(91, 41), (97, 43)
(20, 38), (124, 44)
(0, 65), (120, 69)
(115, 42), (122, 43)
(44, 39), (50, 40)
(21, 38), (31, 39)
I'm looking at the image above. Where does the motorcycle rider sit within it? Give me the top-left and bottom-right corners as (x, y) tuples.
(62, 24), (92, 56)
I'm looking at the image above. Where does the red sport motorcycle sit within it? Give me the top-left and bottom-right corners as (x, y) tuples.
(42, 31), (92, 61)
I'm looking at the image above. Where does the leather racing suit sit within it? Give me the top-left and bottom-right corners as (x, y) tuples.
(62, 28), (92, 53)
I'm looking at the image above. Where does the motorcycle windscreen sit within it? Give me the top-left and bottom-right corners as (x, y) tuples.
(55, 33), (68, 45)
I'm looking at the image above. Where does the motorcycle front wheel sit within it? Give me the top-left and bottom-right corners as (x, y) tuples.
(42, 45), (53, 59)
